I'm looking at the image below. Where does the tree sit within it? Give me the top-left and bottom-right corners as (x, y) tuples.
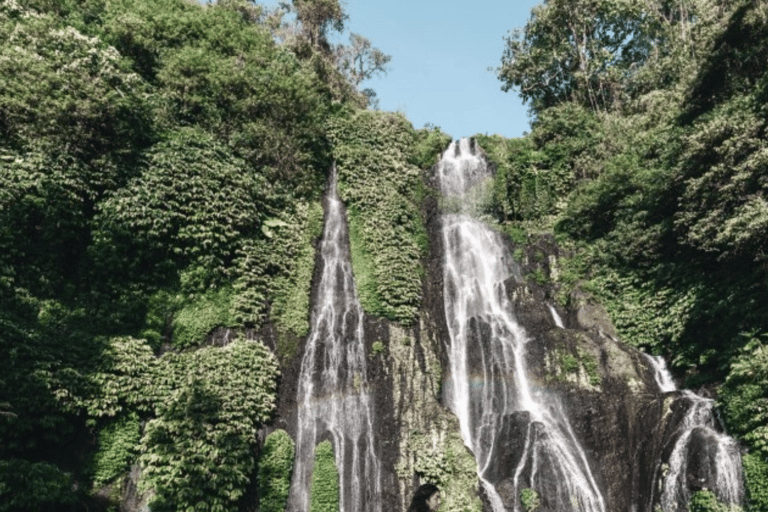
(290, 0), (345, 50)
(336, 33), (391, 86)
(498, 0), (656, 114)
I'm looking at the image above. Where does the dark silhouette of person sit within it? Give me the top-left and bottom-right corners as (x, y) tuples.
(407, 483), (441, 512)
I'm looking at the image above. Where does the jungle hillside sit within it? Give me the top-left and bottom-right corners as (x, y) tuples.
(1, 0), (768, 510)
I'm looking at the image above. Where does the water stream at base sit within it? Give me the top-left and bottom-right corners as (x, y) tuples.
(286, 167), (382, 512)
(646, 355), (744, 511)
(438, 139), (606, 512)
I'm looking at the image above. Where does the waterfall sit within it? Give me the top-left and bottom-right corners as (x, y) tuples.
(438, 139), (606, 512)
(646, 356), (744, 511)
(645, 354), (677, 393)
(548, 304), (565, 329)
(286, 166), (382, 512)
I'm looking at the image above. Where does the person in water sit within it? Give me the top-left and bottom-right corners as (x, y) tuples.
(407, 483), (441, 512)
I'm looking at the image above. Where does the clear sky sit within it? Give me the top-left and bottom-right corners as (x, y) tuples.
(336, 0), (541, 140)
(258, 0), (542, 140)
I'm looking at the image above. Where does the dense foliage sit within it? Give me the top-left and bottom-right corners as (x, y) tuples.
(257, 429), (295, 512)
(0, 0), (395, 509)
(5, 0), (768, 509)
(493, 0), (768, 509)
(309, 440), (340, 512)
(327, 110), (435, 324)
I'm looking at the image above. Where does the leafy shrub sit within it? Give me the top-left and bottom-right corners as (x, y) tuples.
(91, 413), (141, 487)
(742, 452), (768, 512)
(326, 110), (427, 325)
(56, 336), (159, 418)
(171, 285), (236, 348)
(310, 440), (339, 512)
(267, 199), (325, 344)
(686, 489), (741, 512)
(520, 488), (541, 511)
(0, 459), (76, 512)
(54, 335), (280, 512)
(412, 124), (452, 169)
(139, 339), (280, 512)
(92, 127), (268, 288)
(258, 429), (296, 512)
(719, 334), (768, 458)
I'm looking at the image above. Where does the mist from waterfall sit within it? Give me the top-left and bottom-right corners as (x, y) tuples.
(286, 167), (382, 512)
(438, 138), (606, 512)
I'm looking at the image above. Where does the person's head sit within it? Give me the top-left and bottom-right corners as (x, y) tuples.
(408, 483), (441, 512)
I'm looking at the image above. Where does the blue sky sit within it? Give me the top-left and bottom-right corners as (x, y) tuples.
(336, 0), (541, 139)
(260, 0), (542, 140)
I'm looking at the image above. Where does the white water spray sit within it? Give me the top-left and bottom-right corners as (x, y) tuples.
(646, 356), (744, 511)
(439, 139), (605, 512)
(549, 304), (565, 328)
(286, 167), (382, 512)
(645, 354), (677, 393)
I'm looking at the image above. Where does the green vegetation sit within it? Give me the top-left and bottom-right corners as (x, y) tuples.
(269, 200), (325, 342)
(49, 336), (280, 511)
(258, 429), (296, 512)
(520, 488), (541, 511)
(687, 490), (742, 512)
(489, 0), (768, 504)
(579, 349), (602, 387)
(742, 452), (768, 512)
(0, 459), (76, 512)
(90, 413), (141, 488)
(371, 340), (386, 355)
(551, 345), (602, 389)
(138, 339), (279, 512)
(719, 334), (768, 458)
(5, 0), (768, 508)
(0, 0), (397, 508)
(327, 110), (434, 324)
(310, 440), (340, 512)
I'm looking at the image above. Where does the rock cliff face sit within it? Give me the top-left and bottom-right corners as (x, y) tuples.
(261, 142), (743, 512)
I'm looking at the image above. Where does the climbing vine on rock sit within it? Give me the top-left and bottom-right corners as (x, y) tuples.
(257, 429), (296, 512)
(138, 339), (279, 512)
(326, 110), (427, 325)
(310, 440), (340, 512)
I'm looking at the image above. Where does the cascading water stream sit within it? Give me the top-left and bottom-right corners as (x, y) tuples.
(548, 304), (565, 329)
(646, 354), (677, 393)
(438, 139), (605, 512)
(646, 355), (744, 511)
(286, 166), (382, 512)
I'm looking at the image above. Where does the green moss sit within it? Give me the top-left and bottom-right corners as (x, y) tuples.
(548, 338), (603, 391)
(560, 352), (579, 374)
(520, 488), (541, 511)
(578, 349), (602, 387)
(172, 285), (235, 348)
(687, 489), (742, 512)
(271, 200), (324, 349)
(347, 209), (384, 316)
(526, 267), (549, 286)
(257, 430), (295, 512)
(327, 111), (427, 325)
(371, 340), (385, 355)
(91, 413), (141, 488)
(310, 440), (340, 512)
